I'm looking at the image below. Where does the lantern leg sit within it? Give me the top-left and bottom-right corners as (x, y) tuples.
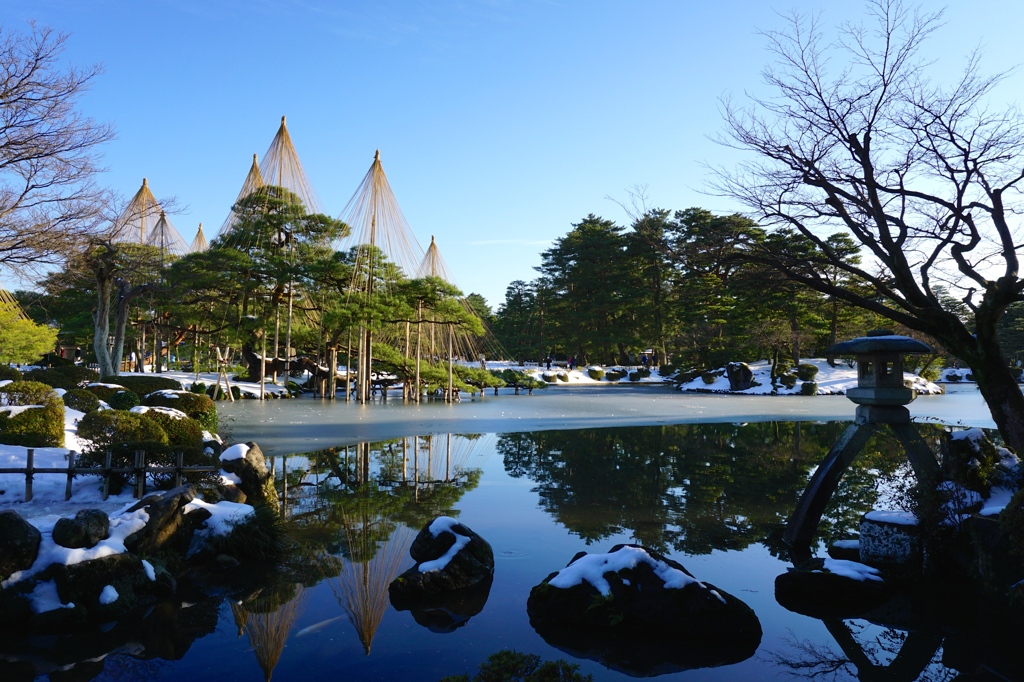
(783, 423), (873, 559)
(890, 423), (940, 483)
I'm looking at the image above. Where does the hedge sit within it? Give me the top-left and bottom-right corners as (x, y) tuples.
(796, 363), (819, 381)
(63, 389), (100, 413)
(100, 374), (182, 397)
(51, 365), (100, 388)
(0, 381), (64, 447)
(86, 384), (126, 402)
(587, 368), (605, 380)
(143, 391), (218, 432)
(0, 366), (21, 382)
(108, 390), (141, 411)
(134, 408), (203, 448)
(76, 410), (168, 450)
(21, 368), (78, 391)
(800, 381), (818, 396)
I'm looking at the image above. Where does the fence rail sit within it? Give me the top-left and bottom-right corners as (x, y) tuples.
(1, 449), (218, 502)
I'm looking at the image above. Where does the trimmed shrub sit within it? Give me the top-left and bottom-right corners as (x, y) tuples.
(796, 363), (819, 381)
(0, 366), (21, 382)
(100, 374), (182, 397)
(658, 363), (678, 377)
(779, 374), (798, 389)
(51, 365), (100, 388)
(63, 389), (100, 413)
(76, 410), (168, 450)
(556, 372), (569, 382)
(630, 368), (651, 380)
(675, 369), (701, 384)
(965, 373), (975, 382)
(946, 372), (962, 382)
(1011, 367), (1024, 380)
(38, 353), (73, 367)
(700, 371), (718, 385)
(21, 368), (78, 391)
(587, 368), (605, 380)
(190, 381), (210, 395)
(605, 369), (627, 382)
(541, 372), (557, 383)
(143, 391), (218, 432)
(775, 361), (792, 376)
(800, 381), (818, 396)
(920, 367), (940, 382)
(86, 384), (126, 402)
(0, 381), (64, 447)
(108, 390), (141, 411)
(137, 410), (203, 448)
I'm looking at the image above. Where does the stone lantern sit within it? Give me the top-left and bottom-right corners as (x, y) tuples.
(783, 330), (940, 559)
(826, 329), (933, 423)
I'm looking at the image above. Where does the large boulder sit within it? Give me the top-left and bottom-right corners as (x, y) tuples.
(389, 517), (494, 602)
(52, 509), (109, 550)
(0, 510), (41, 581)
(123, 484), (196, 555)
(726, 362), (755, 391)
(392, 575), (493, 634)
(526, 544), (761, 675)
(218, 442), (278, 512)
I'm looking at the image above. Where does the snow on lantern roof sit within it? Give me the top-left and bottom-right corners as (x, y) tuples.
(825, 329), (933, 356)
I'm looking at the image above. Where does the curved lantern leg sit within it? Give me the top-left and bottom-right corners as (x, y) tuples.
(783, 424), (873, 555)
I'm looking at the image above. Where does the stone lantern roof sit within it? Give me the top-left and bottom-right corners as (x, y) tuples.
(824, 330), (933, 415)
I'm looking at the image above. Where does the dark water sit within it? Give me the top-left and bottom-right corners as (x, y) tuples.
(7, 421), (1014, 681)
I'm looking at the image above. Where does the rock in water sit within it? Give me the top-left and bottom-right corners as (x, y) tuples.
(219, 442), (278, 511)
(389, 517), (494, 603)
(775, 557), (892, 619)
(124, 484), (196, 555)
(0, 510), (41, 581)
(526, 544), (761, 675)
(52, 509), (110, 549)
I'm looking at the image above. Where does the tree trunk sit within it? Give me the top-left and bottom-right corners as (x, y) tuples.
(92, 275), (114, 377)
(950, 333), (1024, 452)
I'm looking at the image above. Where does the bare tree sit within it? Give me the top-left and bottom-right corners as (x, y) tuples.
(714, 0), (1024, 449)
(0, 22), (113, 274)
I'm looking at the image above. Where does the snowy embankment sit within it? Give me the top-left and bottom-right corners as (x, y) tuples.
(674, 358), (943, 396)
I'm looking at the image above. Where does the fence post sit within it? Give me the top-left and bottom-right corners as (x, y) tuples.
(102, 450), (112, 500)
(64, 451), (75, 501)
(174, 451), (184, 488)
(134, 449), (147, 499)
(25, 448), (33, 502)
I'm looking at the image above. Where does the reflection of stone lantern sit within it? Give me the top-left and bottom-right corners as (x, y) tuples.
(783, 330), (940, 560)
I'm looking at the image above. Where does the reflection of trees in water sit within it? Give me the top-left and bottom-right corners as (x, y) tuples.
(230, 586), (306, 681)
(319, 488), (415, 654)
(498, 423), (923, 555)
(769, 620), (953, 682)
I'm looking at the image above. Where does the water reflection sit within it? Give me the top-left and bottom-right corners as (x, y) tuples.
(498, 423), (931, 556)
(231, 587), (306, 681)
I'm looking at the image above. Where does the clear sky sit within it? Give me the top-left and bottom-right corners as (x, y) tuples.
(6, 0), (1024, 309)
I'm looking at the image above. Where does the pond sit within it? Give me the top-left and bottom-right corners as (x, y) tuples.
(6, 408), (1018, 680)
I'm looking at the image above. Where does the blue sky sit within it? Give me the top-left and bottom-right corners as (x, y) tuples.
(7, 0), (1024, 308)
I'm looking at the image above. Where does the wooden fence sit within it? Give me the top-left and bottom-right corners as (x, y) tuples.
(0, 449), (218, 502)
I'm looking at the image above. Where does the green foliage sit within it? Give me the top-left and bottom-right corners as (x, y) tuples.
(0, 365), (20, 382)
(62, 388), (100, 413)
(587, 368), (605, 380)
(139, 410), (203, 448)
(51, 365), (99, 387)
(796, 363), (818, 381)
(0, 381), (64, 447)
(76, 410), (168, 450)
(206, 384), (241, 401)
(920, 367), (941, 382)
(946, 372), (962, 382)
(85, 384), (125, 401)
(496, 369), (545, 392)
(556, 372), (569, 382)
(20, 368), (78, 391)
(0, 303), (59, 365)
(143, 390), (218, 432)
(605, 369), (627, 382)
(454, 365), (504, 392)
(441, 649), (592, 682)
(779, 374), (798, 388)
(101, 374), (182, 397)
(0, 380), (64, 445)
(108, 390), (140, 410)
(943, 431), (1001, 495)
(700, 370), (718, 385)
(800, 381), (818, 396)
(629, 368), (651, 381)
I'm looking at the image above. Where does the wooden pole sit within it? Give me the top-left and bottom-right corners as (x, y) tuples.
(64, 451), (75, 501)
(24, 448), (33, 502)
(415, 301), (422, 402)
(102, 450), (112, 500)
(448, 324), (454, 403)
(174, 451), (184, 488)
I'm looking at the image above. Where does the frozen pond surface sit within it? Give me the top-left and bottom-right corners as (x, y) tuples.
(219, 385), (996, 455)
